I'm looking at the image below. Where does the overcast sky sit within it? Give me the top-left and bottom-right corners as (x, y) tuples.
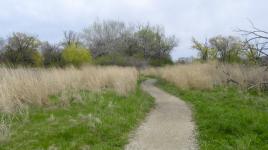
(0, 0), (268, 60)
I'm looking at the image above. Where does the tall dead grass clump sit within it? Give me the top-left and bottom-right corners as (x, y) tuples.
(142, 63), (268, 90)
(0, 66), (138, 113)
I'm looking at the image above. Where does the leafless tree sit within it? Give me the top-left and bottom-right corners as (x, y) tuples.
(238, 21), (268, 58)
(82, 20), (135, 57)
(237, 22), (268, 89)
(62, 30), (81, 47)
(41, 42), (63, 67)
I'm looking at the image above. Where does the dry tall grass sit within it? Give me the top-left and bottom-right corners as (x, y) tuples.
(0, 66), (138, 113)
(142, 63), (268, 90)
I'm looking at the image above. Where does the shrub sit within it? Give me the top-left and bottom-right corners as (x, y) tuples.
(32, 51), (43, 67)
(62, 44), (92, 67)
(149, 57), (173, 66)
(94, 53), (127, 66)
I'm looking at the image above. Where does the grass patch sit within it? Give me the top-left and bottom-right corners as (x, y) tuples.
(0, 86), (154, 150)
(155, 78), (268, 150)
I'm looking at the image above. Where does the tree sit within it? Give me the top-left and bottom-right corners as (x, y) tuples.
(245, 43), (261, 64)
(192, 38), (210, 61)
(3, 32), (42, 66)
(62, 31), (81, 47)
(41, 42), (64, 67)
(209, 36), (242, 63)
(238, 22), (268, 65)
(192, 38), (218, 62)
(135, 24), (177, 63)
(62, 43), (92, 67)
(82, 20), (177, 66)
(82, 20), (133, 58)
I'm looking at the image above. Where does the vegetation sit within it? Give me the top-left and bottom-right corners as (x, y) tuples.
(0, 66), (138, 113)
(0, 21), (177, 67)
(0, 85), (154, 150)
(62, 44), (92, 67)
(0, 19), (267, 149)
(0, 33), (42, 67)
(82, 20), (177, 67)
(155, 78), (268, 149)
(143, 60), (268, 149)
(192, 35), (261, 64)
(143, 63), (268, 91)
(41, 42), (64, 67)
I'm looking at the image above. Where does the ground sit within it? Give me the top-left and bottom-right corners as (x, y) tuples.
(125, 79), (197, 150)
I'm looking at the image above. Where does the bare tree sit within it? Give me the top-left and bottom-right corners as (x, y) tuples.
(62, 30), (81, 47)
(41, 42), (63, 67)
(238, 22), (268, 58)
(82, 20), (133, 57)
(237, 22), (268, 89)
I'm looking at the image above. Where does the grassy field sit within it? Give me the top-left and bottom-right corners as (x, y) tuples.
(0, 66), (138, 113)
(143, 63), (268, 90)
(155, 78), (268, 149)
(0, 85), (154, 150)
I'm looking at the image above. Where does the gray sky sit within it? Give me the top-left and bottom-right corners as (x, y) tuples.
(0, 0), (268, 60)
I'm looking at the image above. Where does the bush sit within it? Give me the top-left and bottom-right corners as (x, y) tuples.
(94, 53), (150, 68)
(149, 57), (173, 66)
(94, 53), (127, 66)
(62, 44), (92, 67)
(32, 51), (43, 67)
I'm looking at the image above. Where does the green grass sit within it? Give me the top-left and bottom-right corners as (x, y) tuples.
(155, 78), (268, 150)
(0, 86), (154, 150)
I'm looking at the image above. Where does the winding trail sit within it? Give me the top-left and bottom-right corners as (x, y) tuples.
(125, 79), (197, 150)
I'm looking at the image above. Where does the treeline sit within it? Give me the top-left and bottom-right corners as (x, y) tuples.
(191, 35), (264, 65)
(0, 20), (177, 67)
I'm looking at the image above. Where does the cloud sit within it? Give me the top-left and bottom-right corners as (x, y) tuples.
(0, 0), (267, 60)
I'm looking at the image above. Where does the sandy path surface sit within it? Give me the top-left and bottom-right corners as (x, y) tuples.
(125, 79), (197, 150)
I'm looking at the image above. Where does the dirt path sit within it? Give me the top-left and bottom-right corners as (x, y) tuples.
(125, 79), (197, 150)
